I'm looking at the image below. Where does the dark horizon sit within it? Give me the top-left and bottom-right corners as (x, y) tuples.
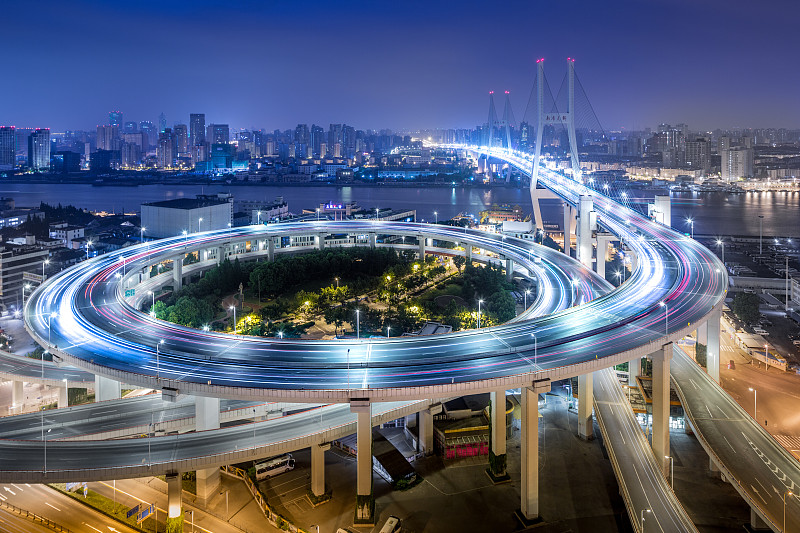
(5, 0), (800, 132)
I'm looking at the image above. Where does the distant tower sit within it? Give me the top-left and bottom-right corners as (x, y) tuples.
(0, 126), (15, 169)
(27, 128), (51, 171)
(109, 111), (123, 127)
(487, 91), (497, 148)
(158, 113), (167, 133)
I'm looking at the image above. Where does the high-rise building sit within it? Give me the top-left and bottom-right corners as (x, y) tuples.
(683, 137), (710, 174)
(174, 124), (188, 157)
(139, 121), (156, 148)
(208, 124), (229, 145)
(189, 114), (206, 146)
(0, 127), (15, 170)
(310, 125), (324, 157)
(96, 124), (119, 151)
(294, 124), (310, 145)
(27, 129), (50, 171)
(157, 128), (176, 168)
(109, 111), (123, 127)
(721, 147), (753, 181)
(123, 121), (138, 133)
(158, 113), (167, 133)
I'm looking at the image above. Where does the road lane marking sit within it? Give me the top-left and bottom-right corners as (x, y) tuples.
(44, 502), (61, 512)
(722, 435), (737, 453)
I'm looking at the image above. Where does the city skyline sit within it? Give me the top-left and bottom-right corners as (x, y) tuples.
(5, 0), (800, 132)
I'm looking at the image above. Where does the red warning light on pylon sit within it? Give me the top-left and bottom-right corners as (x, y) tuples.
(489, 91), (494, 94)
(505, 91), (509, 94)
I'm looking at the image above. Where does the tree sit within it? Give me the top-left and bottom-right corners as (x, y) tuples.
(453, 255), (466, 272)
(732, 292), (761, 324)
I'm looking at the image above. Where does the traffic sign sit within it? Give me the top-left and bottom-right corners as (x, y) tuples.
(137, 503), (155, 523)
(126, 503), (141, 519)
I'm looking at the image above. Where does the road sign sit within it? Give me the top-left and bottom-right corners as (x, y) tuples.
(124, 288), (135, 298)
(137, 503), (155, 523)
(23, 272), (44, 284)
(126, 503), (141, 519)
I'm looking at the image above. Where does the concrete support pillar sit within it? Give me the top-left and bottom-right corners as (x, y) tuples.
(173, 256), (183, 290)
(696, 321), (708, 346)
(311, 443), (331, 498)
(267, 237), (275, 261)
(628, 248), (638, 273)
(488, 388), (509, 481)
(94, 375), (121, 402)
(578, 373), (593, 440)
(351, 401), (374, 524)
(595, 233), (614, 280)
(562, 202), (573, 256)
(652, 343), (672, 477)
(317, 233), (325, 250)
(216, 246), (225, 265)
(369, 233), (377, 249)
(12, 380), (23, 407)
(418, 237), (425, 260)
(166, 473), (183, 533)
(707, 308), (721, 383)
(628, 358), (641, 387)
(577, 195), (595, 269)
(505, 258), (514, 282)
(195, 396), (221, 502)
(466, 245), (473, 264)
(57, 386), (68, 409)
(419, 408), (434, 455)
(520, 380), (550, 521)
(750, 508), (769, 530)
(654, 195), (671, 227)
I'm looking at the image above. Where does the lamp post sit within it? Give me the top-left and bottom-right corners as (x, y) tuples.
(659, 301), (669, 337)
(182, 230), (188, 242)
(198, 217), (203, 233)
(355, 309), (360, 338)
(387, 326), (391, 338)
(434, 211), (438, 224)
(230, 305), (237, 333)
(749, 387), (757, 423)
(334, 277), (339, 289)
(156, 339), (164, 380)
(686, 218), (694, 239)
(524, 288), (531, 311)
(22, 283), (32, 312)
(257, 211), (262, 224)
(784, 490), (793, 532)
(531, 332), (538, 366)
(46, 311), (57, 344)
(758, 215), (764, 254)
(641, 509), (651, 531)
(665, 455), (674, 489)
(85, 240), (93, 260)
(42, 259), (50, 280)
(716, 239), (725, 266)
(477, 299), (483, 329)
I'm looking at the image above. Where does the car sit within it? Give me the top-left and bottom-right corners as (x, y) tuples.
(793, 340), (800, 346)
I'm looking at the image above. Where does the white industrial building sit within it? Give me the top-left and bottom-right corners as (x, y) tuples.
(141, 194), (233, 239)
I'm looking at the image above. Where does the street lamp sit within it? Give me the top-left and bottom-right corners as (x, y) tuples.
(685, 218), (694, 239)
(140, 226), (146, 243)
(85, 240), (93, 260)
(387, 326), (391, 338)
(42, 259), (50, 280)
(156, 339), (164, 379)
(22, 283), (32, 311)
(758, 215), (764, 254)
(257, 211), (262, 224)
(198, 217), (203, 233)
(716, 239), (725, 266)
(524, 289), (531, 310)
(641, 509), (651, 531)
(230, 305), (237, 333)
(665, 455), (674, 489)
(749, 387), (757, 423)
(659, 301), (669, 337)
(784, 490), (793, 532)
(334, 277), (339, 288)
(477, 299), (483, 329)
(434, 211), (438, 224)
(355, 309), (360, 338)
(182, 230), (188, 242)
(46, 311), (58, 344)
(531, 332), (538, 366)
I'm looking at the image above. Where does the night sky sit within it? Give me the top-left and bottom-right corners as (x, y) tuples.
(5, 0), (799, 132)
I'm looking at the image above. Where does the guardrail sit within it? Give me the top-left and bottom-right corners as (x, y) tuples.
(0, 499), (75, 532)
(222, 464), (309, 533)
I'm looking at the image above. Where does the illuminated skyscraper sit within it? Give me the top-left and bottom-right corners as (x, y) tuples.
(158, 113), (167, 133)
(157, 128), (176, 168)
(109, 111), (123, 127)
(189, 114), (205, 146)
(0, 126), (15, 169)
(27, 128), (50, 171)
(174, 124), (188, 157)
(208, 124), (229, 144)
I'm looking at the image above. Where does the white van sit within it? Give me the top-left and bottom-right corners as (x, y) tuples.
(753, 327), (769, 336)
(379, 516), (402, 533)
(254, 453), (296, 480)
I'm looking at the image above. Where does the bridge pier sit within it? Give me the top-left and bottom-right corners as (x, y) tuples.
(707, 308), (721, 383)
(505, 258), (514, 282)
(267, 237), (275, 261)
(419, 408), (434, 455)
(11, 380), (23, 408)
(195, 396), (221, 502)
(216, 245), (226, 265)
(173, 255), (183, 290)
(418, 237), (426, 260)
(351, 401), (374, 524)
(628, 247), (638, 273)
(166, 472), (183, 533)
(651, 343), (672, 477)
(628, 357), (641, 387)
(311, 442), (331, 498)
(519, 380), (550, 523)
(370, 233), (377, 249)
(317, 233), (325, 250)
(562, 203), (575, 257)
(94, 375), (121, 402)
(750, 508), (770, 530)
(578, 373), (594, 440)
(488, 388), (509, 482)
(57, 386), (68, 409)
(595, 233), (615, 280)
(576, 195), (595, 269)
(653, 195), (671, 227)
(466, 245), (472, 264)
